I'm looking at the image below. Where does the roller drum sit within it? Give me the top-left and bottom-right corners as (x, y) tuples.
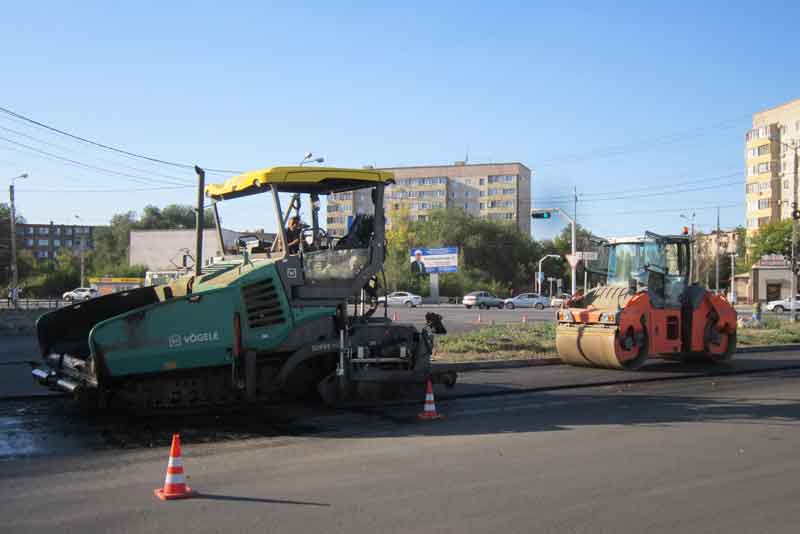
(556, 323), (647, 370)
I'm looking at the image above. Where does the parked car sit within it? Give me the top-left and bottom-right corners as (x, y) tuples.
(765, 295), (800, 313)
(377, 291), (422, 307)
(503, 293), (549, 310)
(62, 287), (98, 302)
(550, 293), (572, 308)
(462, 291), (504, 309)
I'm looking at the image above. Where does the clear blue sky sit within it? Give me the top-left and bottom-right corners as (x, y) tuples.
(2, 1), (798, 239)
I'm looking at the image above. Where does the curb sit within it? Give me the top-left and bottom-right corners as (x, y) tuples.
(434, 343), (800, 373)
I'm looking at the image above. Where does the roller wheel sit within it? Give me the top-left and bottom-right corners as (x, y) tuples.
(613, 326), (649, 370)
(704, 318), (736, 362)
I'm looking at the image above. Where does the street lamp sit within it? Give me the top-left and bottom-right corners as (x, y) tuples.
(536, 254), (561, 295)
(299, 152), (325, 166)
(769, 137), (799, 321)
(74, 214), (85, 287)
(532, 207), (577, 295)
(8, 173), (28, 304)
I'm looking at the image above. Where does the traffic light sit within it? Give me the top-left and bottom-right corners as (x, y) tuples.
(792, 203), (800, 221)
(531, 210), (552, 219)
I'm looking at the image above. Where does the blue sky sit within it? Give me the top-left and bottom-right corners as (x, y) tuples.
(1, 1), (798, 239)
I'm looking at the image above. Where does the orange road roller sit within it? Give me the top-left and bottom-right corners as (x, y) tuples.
(556, 232), (737, 370)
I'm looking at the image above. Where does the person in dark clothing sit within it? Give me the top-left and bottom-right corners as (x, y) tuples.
(410, 250), (427, 275)
(285, 216), (303, 254)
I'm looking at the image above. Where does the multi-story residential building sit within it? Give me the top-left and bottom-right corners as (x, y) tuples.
(745, 98), (800, 234)
(326, 162), (532, 235)
(14, 222), (98, 261)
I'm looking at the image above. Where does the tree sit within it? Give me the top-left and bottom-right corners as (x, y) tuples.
(747, 219), (792, 264)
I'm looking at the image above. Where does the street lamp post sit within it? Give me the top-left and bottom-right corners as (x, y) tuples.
(729, 252), (737, 304)
(8, 173), (28, 306)
(532, 208), (577, 296)
(537, 254), (561, 295)
(299, 152), (325, 166)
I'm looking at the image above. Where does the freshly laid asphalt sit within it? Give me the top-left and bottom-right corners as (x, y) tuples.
(1, 351), (799, 533)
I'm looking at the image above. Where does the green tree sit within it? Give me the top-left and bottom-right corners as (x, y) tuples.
(747, 219), (792, 263)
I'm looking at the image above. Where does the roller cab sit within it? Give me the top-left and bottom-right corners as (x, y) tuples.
(556, 232), (737, 370)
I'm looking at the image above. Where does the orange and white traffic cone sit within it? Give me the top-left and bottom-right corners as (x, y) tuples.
(522, 314), (528, 324)
(392, 311), (399, 321)
(418, 379), (443, 420)
(476, 313), (482, 324)
(155, 433), (195, 500)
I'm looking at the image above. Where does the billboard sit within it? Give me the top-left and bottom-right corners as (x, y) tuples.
(409, 247), (458, 274)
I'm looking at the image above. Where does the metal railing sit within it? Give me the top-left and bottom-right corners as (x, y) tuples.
(0, 299), (68, 311)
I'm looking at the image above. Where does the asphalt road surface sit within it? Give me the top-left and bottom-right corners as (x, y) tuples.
(385, 303), (556, 333)
(2, 350), (800, 533)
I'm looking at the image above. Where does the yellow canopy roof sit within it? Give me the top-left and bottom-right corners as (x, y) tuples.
(205, 166), (395, 200)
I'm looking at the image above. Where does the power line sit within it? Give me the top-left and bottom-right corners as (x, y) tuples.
(0, 135), (190, 187)
(0, 123), (194, 183)
(535, 170), (742, 202)
(533, 177), (743, 206)
(18, 187), (192, 194)
(0, 105), (242, 175)
(535, 115), (748, 167)
(576, 202), (741, 217)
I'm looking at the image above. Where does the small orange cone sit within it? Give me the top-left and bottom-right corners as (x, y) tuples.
(476, 313), (482, 324)
(522, 314), (528, 324)
(155, 434), (195, 500)
(418, 379), (443, 420)
(392, 311), (399, 321)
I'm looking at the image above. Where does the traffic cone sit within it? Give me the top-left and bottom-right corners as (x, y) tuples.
(155, 434), (195, 500)
(476, 313), (482, 324)
(522, 314), (528, 324)
(418, 379), (443, 420)
(392, 311), (399, 321)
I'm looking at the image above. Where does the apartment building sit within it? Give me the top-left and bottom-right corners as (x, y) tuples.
(15, 222), (98, 260)
(745, 98), (800, 234)
(326, 162), (532, 235)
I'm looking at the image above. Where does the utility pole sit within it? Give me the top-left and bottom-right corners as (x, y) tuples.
(790, 141), (799, 322)
(729, 252), (737, 304)
(680, 212), (696, 282)
(715, 206), (720, 294)
(74, 215), (85, 287)
(8, 173), (28, 306)
(572, 186), (578, 296)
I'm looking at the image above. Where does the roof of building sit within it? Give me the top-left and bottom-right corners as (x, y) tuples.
(377, 161), (531, 172)
(753, 96), (800, 118)
(205, 166), (395, 200)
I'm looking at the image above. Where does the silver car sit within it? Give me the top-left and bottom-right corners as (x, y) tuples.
(377, 291), (422, 307)
(503, 293), (549, 310)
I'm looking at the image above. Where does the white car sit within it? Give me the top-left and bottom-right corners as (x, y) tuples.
(378, 291), (422, 307)
(765, 295), (800, 313)
(503, 293), (549, 310)
(63, 287), (98, 302)
(550, 293), (572, 308)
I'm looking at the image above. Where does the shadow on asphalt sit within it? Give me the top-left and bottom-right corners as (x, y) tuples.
(3, 359), (799, 459)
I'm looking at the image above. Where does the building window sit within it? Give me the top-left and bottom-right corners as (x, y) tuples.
(479, 178), (485, 185)
(37, 239), (48, 246)
(37, 251), (49, 259)
(745, 183), (757, 193)
(758, 182), (770, 192)
(758, 199), (770, 209)
(63, 227), (73, 235)
(758, 144), (770, 156)
(747, 218), (758, 228)
(502, 188), (515, 195)
(53, 227), (61, 235)
(418, 215), (427, 222)
(479, 203), (484, 210)
(25, 227), (34, 235)
(53, 239), (61, 247)
(64, 239), (72, 247)
(38, 227), (49, 235)
(747, 200), (758, 211)
(487, 175), (516, 184)
(24, 238), (33, 247)
(758, 162), (770, 174)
